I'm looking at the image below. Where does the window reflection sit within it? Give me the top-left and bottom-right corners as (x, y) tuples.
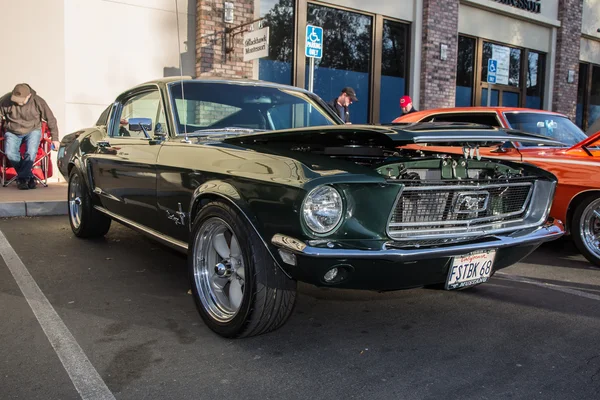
(480, 88), (499, 106)
(589, 66), (600, 131)
(257, 0), (295, 85)
(526, 51), (545, 109)
(379, 20), (409, 123)
(456, 36), (475, 107)
(305, 4), (372, 124)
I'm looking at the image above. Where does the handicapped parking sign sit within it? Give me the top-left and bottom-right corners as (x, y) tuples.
(487, 59), (497, 84)
(305, 25), (323, 59)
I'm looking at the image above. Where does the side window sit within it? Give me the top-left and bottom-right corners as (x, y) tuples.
(112, 89), (167, 138)
(96, 105), (112, 126)
(430, 113), (502, 127)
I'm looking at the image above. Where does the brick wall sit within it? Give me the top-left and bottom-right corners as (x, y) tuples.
(552, 0), (583, 120)
(196, 0), (254, 78)
(420, 0), (460, 110)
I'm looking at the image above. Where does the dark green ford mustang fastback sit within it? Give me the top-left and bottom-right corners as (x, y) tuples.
(57, 77), (564, 338)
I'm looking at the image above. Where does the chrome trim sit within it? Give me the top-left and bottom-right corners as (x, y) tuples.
(271, 219), (564, 263)
(385, 181), (536, 240)
(94, 206), (188, 252)
(412, 135), (562, 146)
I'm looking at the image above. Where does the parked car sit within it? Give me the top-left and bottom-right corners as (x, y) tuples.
(58, 79), (564, 338)
(394, 107), (600, 266)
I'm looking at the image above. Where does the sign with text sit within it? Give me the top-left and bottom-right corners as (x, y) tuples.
(491, 44), (510, 85)
(243, 27), (269, 62)
(491, 0), (541, 14)
(487, 59), (497, 84)
(305, 25), (323, 58)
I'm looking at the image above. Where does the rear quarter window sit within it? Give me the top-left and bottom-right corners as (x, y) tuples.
(428, 113), (502, 127)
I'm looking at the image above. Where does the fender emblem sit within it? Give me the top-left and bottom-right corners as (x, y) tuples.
(166, 203), (186, 226)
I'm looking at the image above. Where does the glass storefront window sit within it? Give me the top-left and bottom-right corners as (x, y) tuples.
(257, 0), (295, 85)
(305, 4), (372, 124)
(576, 63), (588, 128)
(502, 92), (520, 107)
(379, 20), (409, 123)
(456, 36), (475, 107)
(526, 51), (545, 109)
(589, 66), (600, 132)
(481, 42), (521, 88)
(480, 88), (499, 106)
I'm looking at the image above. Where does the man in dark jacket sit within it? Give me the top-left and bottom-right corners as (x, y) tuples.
(328, 87), (358, 124)
(0, 84), (60, 189)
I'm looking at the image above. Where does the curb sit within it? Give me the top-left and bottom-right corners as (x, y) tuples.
(0, 201), (68, 218)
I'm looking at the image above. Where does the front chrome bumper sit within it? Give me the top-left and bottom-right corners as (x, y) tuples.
(271, 219), (564, 263)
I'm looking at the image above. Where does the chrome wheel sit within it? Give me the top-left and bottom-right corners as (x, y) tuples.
(580, 198), (600, 259)
(193, 217), (246, 323)
(69, 173), (83, 229)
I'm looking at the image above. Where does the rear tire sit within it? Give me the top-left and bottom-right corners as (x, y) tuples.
(571, 195), (600, 267)
(68, 168), (111, 238)
(189, 201), (297, 338)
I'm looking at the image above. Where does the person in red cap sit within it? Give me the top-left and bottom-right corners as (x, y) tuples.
(400, 95), (418, 115)
(0, 83), (60, 189)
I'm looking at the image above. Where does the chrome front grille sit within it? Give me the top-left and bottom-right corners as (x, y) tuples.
(387, 181), (534, 240)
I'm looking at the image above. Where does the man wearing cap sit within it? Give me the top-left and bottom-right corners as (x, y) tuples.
(0, 84), (60, 190)
(328, 87), (358, 124)
(400, 95), (418, 115)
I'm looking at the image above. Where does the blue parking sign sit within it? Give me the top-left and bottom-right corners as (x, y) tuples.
(305, 25), (323, 59)
(487, 59), (497, 84)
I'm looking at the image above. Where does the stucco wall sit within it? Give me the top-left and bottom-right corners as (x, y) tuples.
(64, 0), (196, 135)
(458, 4), (552, 52)
(580, 0), (600, 64)
(0, 0), (66, 144)
(581, 0), (600, 38)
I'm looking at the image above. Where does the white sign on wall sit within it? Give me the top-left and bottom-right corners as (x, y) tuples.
(243, 27), (269, 62)
(491, 44), (510, 86)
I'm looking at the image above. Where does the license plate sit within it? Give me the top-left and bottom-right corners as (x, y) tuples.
(445, 250), (496, 290)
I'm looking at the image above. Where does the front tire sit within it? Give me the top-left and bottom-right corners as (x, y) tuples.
(571, 195), (600, 267)
(68, 168), (111, 238)
(189, 201), (297, 338)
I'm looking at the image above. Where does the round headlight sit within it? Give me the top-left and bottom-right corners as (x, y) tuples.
(302, 186), (343, 234)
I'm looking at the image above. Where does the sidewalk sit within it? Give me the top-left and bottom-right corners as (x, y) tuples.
(0, 183), (67, 217)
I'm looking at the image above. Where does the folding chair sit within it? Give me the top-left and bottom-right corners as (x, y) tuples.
(0, 120), (53, 187)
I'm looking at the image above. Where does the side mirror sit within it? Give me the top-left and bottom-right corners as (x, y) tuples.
(129, 117), (153, 132)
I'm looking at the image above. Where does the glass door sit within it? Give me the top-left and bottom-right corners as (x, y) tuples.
(304, 3), (373, 124)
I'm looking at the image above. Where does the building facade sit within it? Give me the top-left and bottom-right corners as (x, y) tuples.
(1, 0), (599, 183)
(198, 0), (600, 130)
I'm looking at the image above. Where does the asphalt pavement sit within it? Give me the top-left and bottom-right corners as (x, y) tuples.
(1, 216), (599, 400)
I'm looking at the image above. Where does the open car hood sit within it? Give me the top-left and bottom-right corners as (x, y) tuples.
(567, 129), (600, 152)
(222, 122), (564, 148)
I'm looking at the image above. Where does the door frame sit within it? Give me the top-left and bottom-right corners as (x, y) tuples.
(468, 35), (546, 108)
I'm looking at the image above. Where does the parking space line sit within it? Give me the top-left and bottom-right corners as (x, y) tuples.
(0, 229), (116, 400)
(497, 272), (600, 302)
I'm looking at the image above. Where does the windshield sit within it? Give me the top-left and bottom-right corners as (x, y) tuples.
(168, 81), (341, 136)
(504, 112), (587, 147)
